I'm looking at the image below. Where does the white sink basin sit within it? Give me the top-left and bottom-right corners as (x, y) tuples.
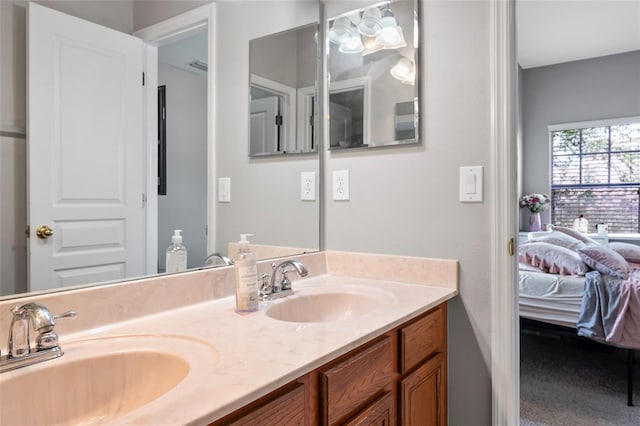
(0, 334), (218, 425)
(265, 285), (396, 323)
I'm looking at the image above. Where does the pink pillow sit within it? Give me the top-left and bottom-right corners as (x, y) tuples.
(578, 244), (629, 279)
(528, 231), (585, 251)
(518, 242), (590, 276)
(608, 242), (640, 264)
(553, 226), (599, 245)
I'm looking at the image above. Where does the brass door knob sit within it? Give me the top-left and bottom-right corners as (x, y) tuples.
(36, 225), (54, 240)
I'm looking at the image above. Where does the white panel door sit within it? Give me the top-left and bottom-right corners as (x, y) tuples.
(28, 3), (145, 291)
(250, 96), (279, 154)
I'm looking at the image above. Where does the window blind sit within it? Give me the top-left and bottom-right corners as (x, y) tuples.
(550, 122), (640, 233)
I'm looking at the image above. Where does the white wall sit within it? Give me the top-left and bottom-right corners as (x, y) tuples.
(215, 1), (320, 254)
(157, 63), (208, 270)
(521, 51), (640, 226)
(324, 1), (493, 424)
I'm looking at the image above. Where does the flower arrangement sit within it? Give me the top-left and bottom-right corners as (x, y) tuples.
(519, 193), (550, 213)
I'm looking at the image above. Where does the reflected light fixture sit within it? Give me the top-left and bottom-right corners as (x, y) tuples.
(339, 26), (364, 54)
(377, 7), (401, 46)
(362, 36), (378, 52)
(390, 57), (415, 85)
(329, 17), (352, 44)
(357, 7), (383, 37)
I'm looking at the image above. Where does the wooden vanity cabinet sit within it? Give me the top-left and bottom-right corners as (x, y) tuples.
(210, 303), (447, 426)
(398, 304), (447, 426)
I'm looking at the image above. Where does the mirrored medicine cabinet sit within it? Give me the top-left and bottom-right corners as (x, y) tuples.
(325, 0), (420, 150)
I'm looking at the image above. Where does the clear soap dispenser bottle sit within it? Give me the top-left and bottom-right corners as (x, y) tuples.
(166, 229), (187, 273)
(234, 233), (259, 312)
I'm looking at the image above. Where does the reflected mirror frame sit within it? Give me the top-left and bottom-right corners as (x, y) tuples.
(248, 22), (321, 157)
(325, 0), (420, 150)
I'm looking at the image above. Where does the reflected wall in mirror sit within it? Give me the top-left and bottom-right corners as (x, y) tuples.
(249, 23), (319, 156)
(0, 1), (321, 299)
(326, 0), (419, 149)
(215, 0), (320, 264)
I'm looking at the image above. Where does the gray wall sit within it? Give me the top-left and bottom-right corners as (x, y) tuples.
(157, 63), (208, 270)
(133, 0), (209, 31)
(324, 1), (493, 424)
(251, 28), (299, 88)
(521, 51), (640, 226)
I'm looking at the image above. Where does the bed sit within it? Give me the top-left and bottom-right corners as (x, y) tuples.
(519, 269), (585, 328)
(518, 228), (639, 406)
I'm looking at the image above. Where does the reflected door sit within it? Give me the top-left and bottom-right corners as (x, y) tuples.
(28, 3), (146, 291)
(250, 96), (279, 154)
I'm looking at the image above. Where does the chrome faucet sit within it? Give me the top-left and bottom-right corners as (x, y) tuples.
(1, 303), (76, 373)
(259, 260), (308, 301)
(203, 252), (234, 267)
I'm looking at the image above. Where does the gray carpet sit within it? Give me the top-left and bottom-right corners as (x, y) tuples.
(520, 325), (640, 425)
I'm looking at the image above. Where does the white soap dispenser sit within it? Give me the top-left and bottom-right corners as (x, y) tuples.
(166, 229), (187, 273)
(234, 233), (259, 312)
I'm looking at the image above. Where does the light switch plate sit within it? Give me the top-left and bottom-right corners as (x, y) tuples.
(333, 170), (350, 201)
(218, 177), (231, 202)
(459, 166), (483, 202)
(301, 171), (316, 201)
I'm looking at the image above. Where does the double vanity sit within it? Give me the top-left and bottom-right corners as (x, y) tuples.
(0, 251), (457, 425)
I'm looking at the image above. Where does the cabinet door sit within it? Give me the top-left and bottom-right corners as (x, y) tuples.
(343, 392), (395, 426)
(399, 353), (445, 426)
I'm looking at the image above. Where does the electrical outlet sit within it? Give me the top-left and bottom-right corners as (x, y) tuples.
(333, 170), (350, 201)
(301, 171), (316, 201)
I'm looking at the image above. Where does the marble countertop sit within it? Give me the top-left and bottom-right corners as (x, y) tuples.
(3, 274), (456, 425)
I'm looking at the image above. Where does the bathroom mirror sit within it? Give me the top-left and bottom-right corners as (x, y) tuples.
(325, 0), (420, 149)
(249, 23), (319, 156)
(1, 1), (321, 299)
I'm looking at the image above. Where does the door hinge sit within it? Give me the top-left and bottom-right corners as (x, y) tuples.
(142, 193), (147, 208)
(507, 238), (515, 256)
(142, 72), (145, 86)
(24, 225), (30, 238)
(275, 114), (283, 126)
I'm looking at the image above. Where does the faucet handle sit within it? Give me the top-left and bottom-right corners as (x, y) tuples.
(54, 310), (77, 321)
(259, 273), (272, 299)
(281, 269), (292, 291)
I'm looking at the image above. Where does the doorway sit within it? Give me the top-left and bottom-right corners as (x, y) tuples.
(155, 29), (209, 271)
(134, 4), (217, 275)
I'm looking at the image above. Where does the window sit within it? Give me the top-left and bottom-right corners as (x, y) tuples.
(551, 120), (640, 233)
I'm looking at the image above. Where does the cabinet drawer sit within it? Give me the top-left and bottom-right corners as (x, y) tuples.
(343, 391), (395, 426)
(320, 335), (395, 425)
(399, 306), (444, 374)
(220, 381), (306, 426)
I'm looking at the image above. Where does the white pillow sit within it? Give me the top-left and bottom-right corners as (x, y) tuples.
(554, 226), (600, 245)
(519, 242), (590, 276)
(528, 231), (585, 251)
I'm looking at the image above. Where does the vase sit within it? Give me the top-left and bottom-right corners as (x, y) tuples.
(529, 212), (541, 232)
